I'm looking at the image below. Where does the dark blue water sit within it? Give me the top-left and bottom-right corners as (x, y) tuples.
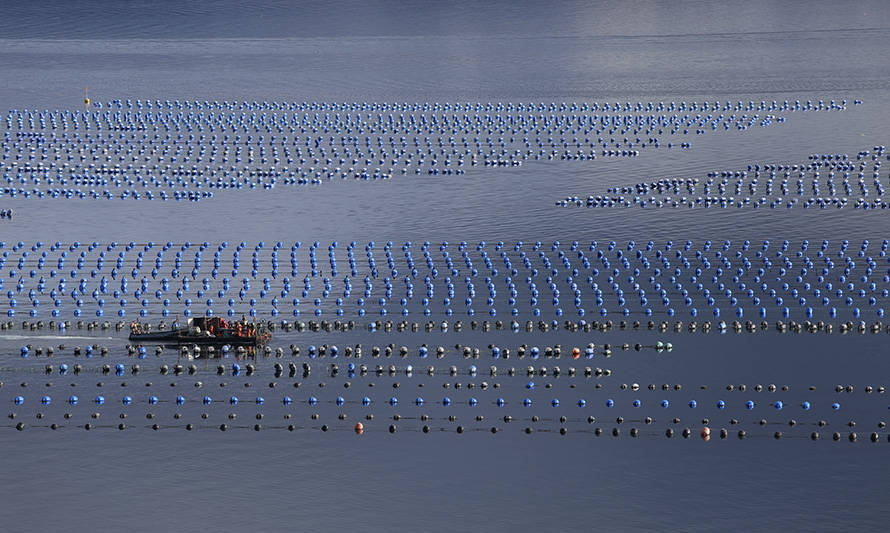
(2, 1), (890, 531)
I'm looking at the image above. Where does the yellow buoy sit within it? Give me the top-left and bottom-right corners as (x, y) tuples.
(84, 87), (90, 108)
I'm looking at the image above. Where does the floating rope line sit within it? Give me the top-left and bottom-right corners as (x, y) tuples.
(2, 417), (887, 443)
(7, 341), (669, 360)
(2, 316), (888, 338)
(0, 393), (871, 412)
(0, 362), (618, 378)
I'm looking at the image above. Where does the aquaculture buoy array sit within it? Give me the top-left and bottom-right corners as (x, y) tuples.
(0, 98), (854, 201)
(0, 96), (879, 444)
(560, 146), (890, 209)
(1, 347), (887, 441)
(1, 238), (890, 325)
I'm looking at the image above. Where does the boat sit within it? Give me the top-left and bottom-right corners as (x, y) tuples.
(128, 316), (270, 346)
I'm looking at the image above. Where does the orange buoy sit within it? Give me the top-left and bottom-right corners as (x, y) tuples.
(354, 422), (364, 435)
(701, 427), (711, 441)
(572, 347), (580, 359)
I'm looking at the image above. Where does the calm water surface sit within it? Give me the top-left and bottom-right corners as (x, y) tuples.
(2, 1), (890, 531)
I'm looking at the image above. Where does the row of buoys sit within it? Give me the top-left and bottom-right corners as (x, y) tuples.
(5, 315), (890, 337)
(2, 385), (880, 418)
(6, 375), (884, 398)
(5, 406), (883, 440)
(1, 400), (884, 435)
(0, 393), (867, 413)
(568, 195), (890, 210)
(4, 316), (890, 338)
(0, 373), (609, 387)
(6, 376), (886, 402)
(2, 238), (890, 323)
(40, 98), (854, 112)
(1, 98), (855, 199)
(14, 341), (668, 359)
(3, 418), (886, 442)
(5, 360), (618, 377)
(0, 187), (210, 202)
(5, 365), (884, 393)
(564, 147), (890, 209)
